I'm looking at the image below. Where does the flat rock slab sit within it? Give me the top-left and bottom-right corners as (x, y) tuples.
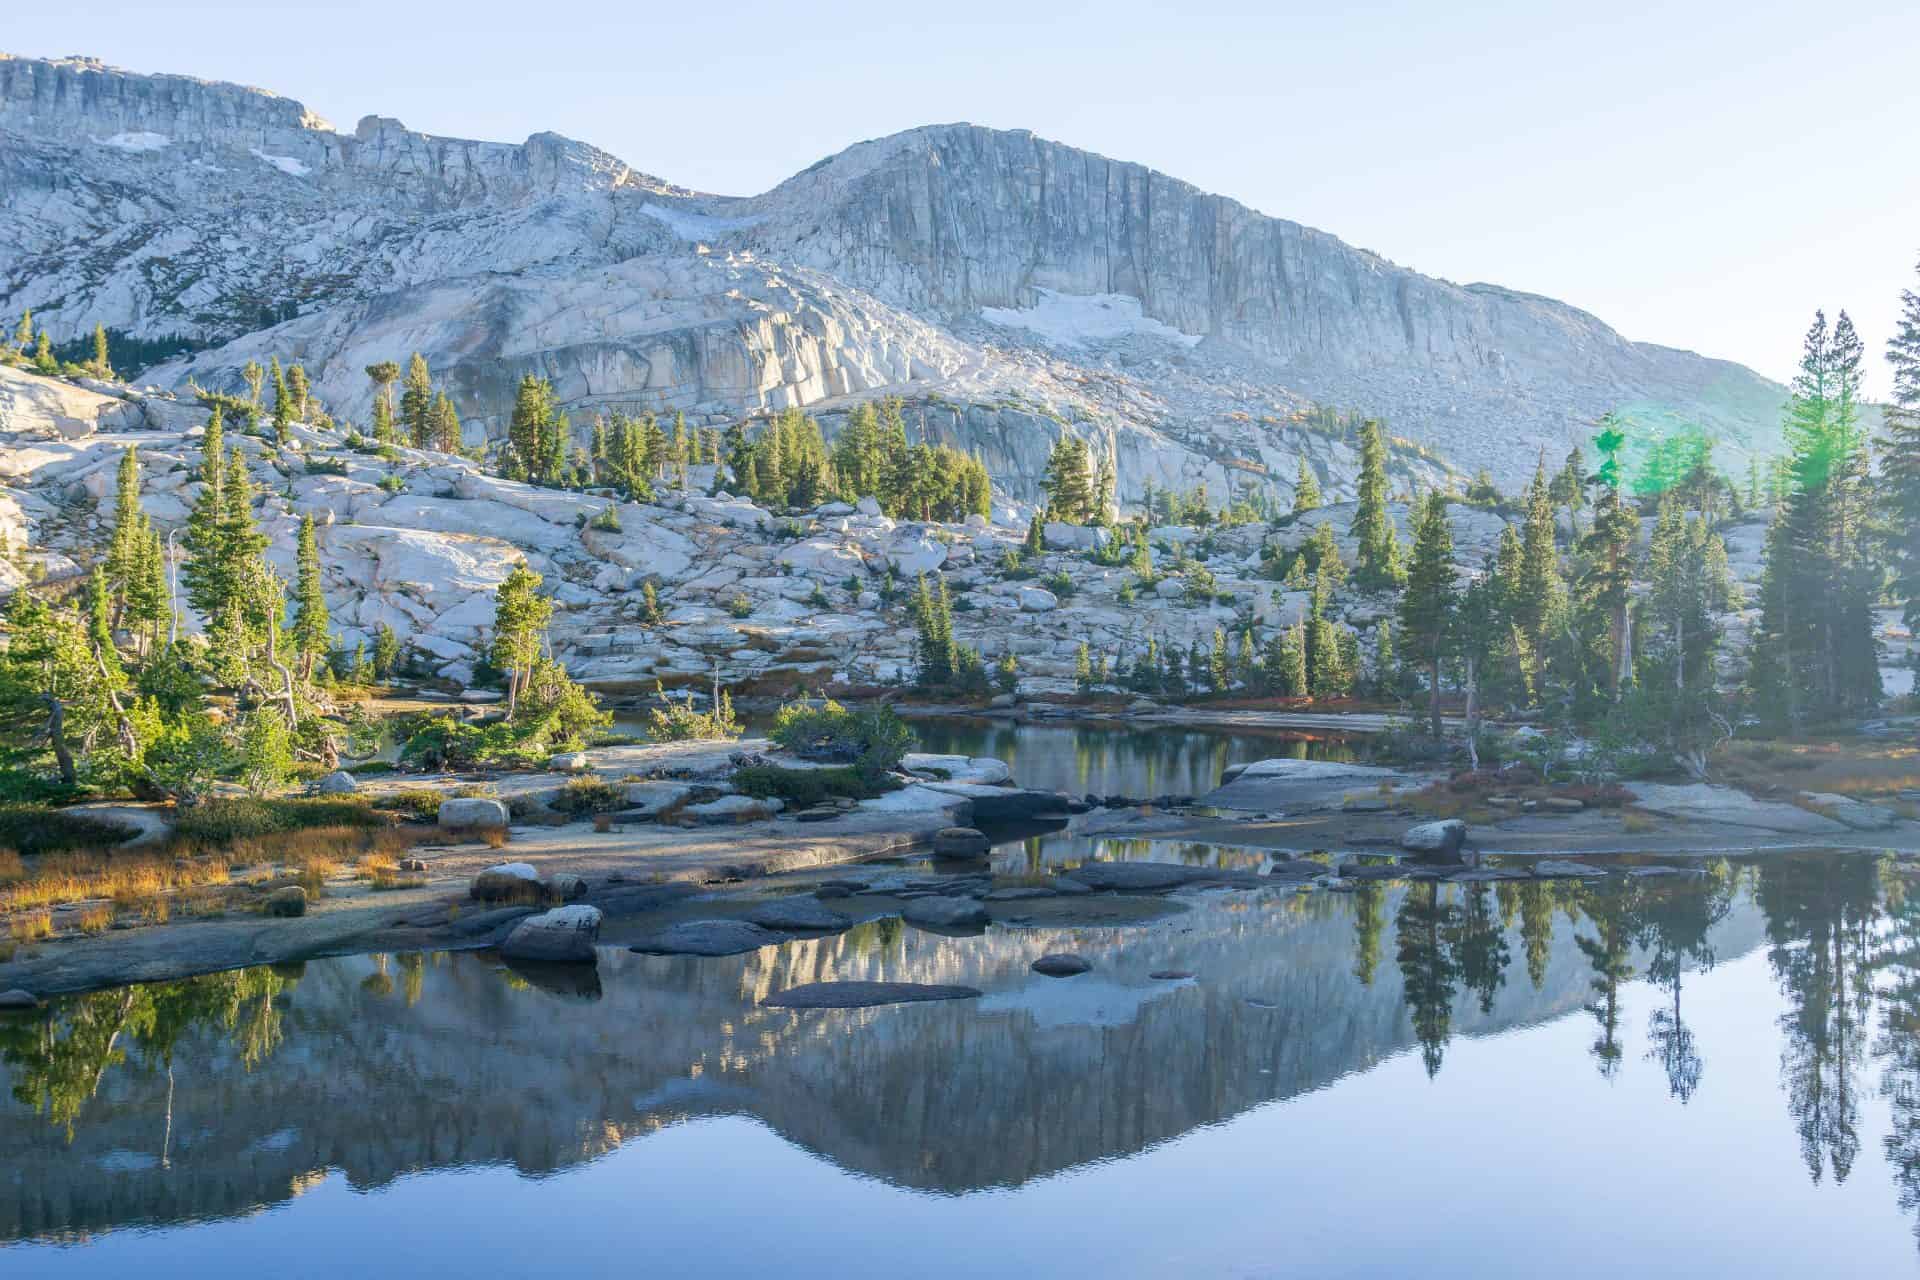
(1206, 759), (1418, 813)
(902, 897), (990, 928)
(629, 920), (785, 956)
(762, 980), (984, 1009)
(1626, 782), (1850, 834)
(1533, 859), (1609, 879)
(744, 897), (853, 931)
(1060, 861), (1266, 892)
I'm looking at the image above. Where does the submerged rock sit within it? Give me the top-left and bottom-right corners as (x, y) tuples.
(745, 897), (853, 931)
(931, 826), (991, 858)
(762, 980), (983, 1009)
(1059, 861), (1263, 891)
(629, 919), (783, 956)
(502, 905), (602, 964)
(0, 988), (43, 1009)
(902, 897), (990, 929)
(1532, 859), (1608, 879)
(1032, 953), (1091, 977)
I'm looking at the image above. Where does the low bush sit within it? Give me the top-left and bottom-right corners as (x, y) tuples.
(374, 790), (445, 821)
(171, 797), (383, 844)
(0, 805), (137, 856)
(732, 764), (899, 807)
(768, 698), (914, 773)
(554, 776), (623, 816)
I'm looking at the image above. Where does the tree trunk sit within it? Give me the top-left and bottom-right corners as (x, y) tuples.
(1428, 658), (1442, 739)
(41, 694), (77, 785)
(1464, 654), (1480, 771)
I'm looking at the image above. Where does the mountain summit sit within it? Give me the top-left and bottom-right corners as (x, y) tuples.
(0, 52), (1782, 501)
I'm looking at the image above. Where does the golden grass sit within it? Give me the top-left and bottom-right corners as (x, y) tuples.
(10, 911), (53, 943)
(0, 823), (432, 932)
(1621, 811), (1658, 834)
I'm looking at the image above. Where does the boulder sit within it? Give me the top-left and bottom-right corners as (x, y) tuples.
(1017, 586), (1059, 612)
(917, 782), (1069, 822)
(439, 796), (510, 832)
(1031, 953), (1092, 977)
(902, 896), (990, 929)
(931, 826), (992, 858)
(314, 770), (359, 794)
(1042, 522), (1110, 551)
(1400, 819), (1468, 857)
(629, 920), (785, 956)
(546, 872), (589, 901)
(624, 781), (695, 818)
(744, 896), (853, 931)
(0, 989), (41, 1010)
(470, 862), (542, 902)
(502, 905), (603, 964)
(264, 886), (308, 918)
(549, 751), (591, 773)
(762, 980), (982, 1008)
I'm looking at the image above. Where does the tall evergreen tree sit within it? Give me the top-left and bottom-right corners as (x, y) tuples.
(1350, 419), (1398, 586)
(104, 446), (147, 622)
(1398, 490), (1457, 736)
(490, 566), (553, 718)
(269, 356), (292, 442)
(1292, 457), (1322, 515)
(289, 515), (330, 680)
(365, 362), (401, 443)
(401, 352), (434, 448)
(90, 324), (113, 379)
(1883, 258), (1920, 630)
(429, 392), (461, 453)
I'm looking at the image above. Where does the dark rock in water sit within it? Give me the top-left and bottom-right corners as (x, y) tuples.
(763, 980), (983, 1009)
(1149, 970), (1194, 981)
(504, 960), (604, 999)
(1265, 860), (1326, 880)
(501, 905), (602, 964)
(1060, 861), (1265, 892)
(815, 883), (855, 899)
(1050, 876), (1094, 896)
(745, 896), (853, 931)
(630, 919), (784, 956)
(1340, 862), (1407, 881)
(264, 886), (308, 918)
(793, 805), (842, 823)
(931, 826), (991, 858)
(902, 896), (990, 928)
(0, 988), (41, 1010)
(1032, 953), (1091, 977)
(985, 885), (1057, 901)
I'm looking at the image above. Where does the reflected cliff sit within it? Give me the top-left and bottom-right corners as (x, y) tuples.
(9, 854), (1911, 1250)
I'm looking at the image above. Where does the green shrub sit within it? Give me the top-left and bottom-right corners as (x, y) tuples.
(374, 789), (445, 821)
(172, 796), (383, 844)
(643, 683), (741, 742)
(769, 698), (914, 773)
(727, 593), (754, 619)
(732, 765), (899, 807)
(555, 776), (623, 816)
(0, 805), (136, 855)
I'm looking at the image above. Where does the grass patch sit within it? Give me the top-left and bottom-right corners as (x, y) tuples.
(553, 776), (624, 817)
(172, 797), (384, 844)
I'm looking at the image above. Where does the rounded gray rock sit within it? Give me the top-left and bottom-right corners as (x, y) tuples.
(1031, 953), (1091, 977)
(264, 885), (308, 918)
(630, 919), (784, 956)
(931, 826), (991, 858)
(746, 896), (853, 931)
(502, 905), (602, 964)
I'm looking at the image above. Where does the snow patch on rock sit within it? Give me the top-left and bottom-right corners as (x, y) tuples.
(248, 147), (310, 177)
(981, 289), (1203, 350)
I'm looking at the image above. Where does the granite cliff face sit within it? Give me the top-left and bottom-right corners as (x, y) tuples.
(0, 53), (1784, 502)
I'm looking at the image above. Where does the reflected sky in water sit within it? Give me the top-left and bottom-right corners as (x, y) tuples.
(5, 853), (1919, 1276)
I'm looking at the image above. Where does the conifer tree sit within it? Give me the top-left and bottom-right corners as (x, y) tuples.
(401, 352), (433, 448)
(1883, 258), (1920, 629)
(287, 363), (310, 422)
(11, 309), (30, 353)
(91, 324), (113, 379)
(242, 360), (265, 407)
(1550, 444), (1587, 538)
(1514, 455), (1567, 652)
(1210, 627), (1230, 693)
(372, 622), (402, 680)
(1351, 419), (1397, 586)
(1399, 489), (1458, 735)
(1581, 420), (1640, 706)
(32, 331), (54, 374)
(1042, 436), (1096, 523)
(490, 566), (553, 718)
(1292, 457), (1322, 515)
(366, 362), (401, 442)
(104, 446), (147, 621)
(180, 407), (231, 619)
(429, 392), (461, 452)
(269, 356), (292, 442)
(289, 515), (330, 679)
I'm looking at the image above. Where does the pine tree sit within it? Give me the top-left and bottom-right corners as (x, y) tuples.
(1307, 571), (1346, 698)
(90, 324), (113, 379)
(269, 356), (292, 442)
(11, 309), (30, 353)
(372, 621), (402, 680)
(1550, 444), (1587, 538)
(1883, 258), (1920, 630)
(32, 330), (54, 374)
(290, 515), (330, 679)
(180, 407), (231, 619)
(242, 360), (265, 407)
(1210, 627), (1230, 693)
(429, 392), (461, 452)
(287, 364), (310, 422)
(401, 352), (433, 448)
(127, 521), (169, 655)
(1514, 454), (1567, 651)
(1399, 490), (1457, 735)
(1580, 424), (1640, 706)
(1042, 436), (1095, 523)
(1074, 641), (1093, 692)
(104, 446), (146, 621)
(1292, 457), (1322, 515)
(490, 566), (553, 718)
(366, 362), (401, 442)
(1351, 419), (1397, 586)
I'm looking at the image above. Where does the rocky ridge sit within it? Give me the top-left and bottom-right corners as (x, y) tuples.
(1, 52), (1787, 505)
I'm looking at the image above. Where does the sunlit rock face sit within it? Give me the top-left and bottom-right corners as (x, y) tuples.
(1, 54), (1784, 505)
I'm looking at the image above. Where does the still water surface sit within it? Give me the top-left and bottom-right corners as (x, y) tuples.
(4, 851), (1917, 1276)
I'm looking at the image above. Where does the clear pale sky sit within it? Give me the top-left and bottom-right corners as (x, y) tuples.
(10, 1), (1918, 393)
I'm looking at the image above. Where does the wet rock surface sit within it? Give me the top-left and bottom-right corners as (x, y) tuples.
(762, 980), (984, 1009)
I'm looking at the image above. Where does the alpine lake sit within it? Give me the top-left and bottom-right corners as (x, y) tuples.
(4, 722), (1918, 1277)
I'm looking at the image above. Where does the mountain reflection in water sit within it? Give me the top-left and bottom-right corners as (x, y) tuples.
(5, 853), (1920, 1273)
